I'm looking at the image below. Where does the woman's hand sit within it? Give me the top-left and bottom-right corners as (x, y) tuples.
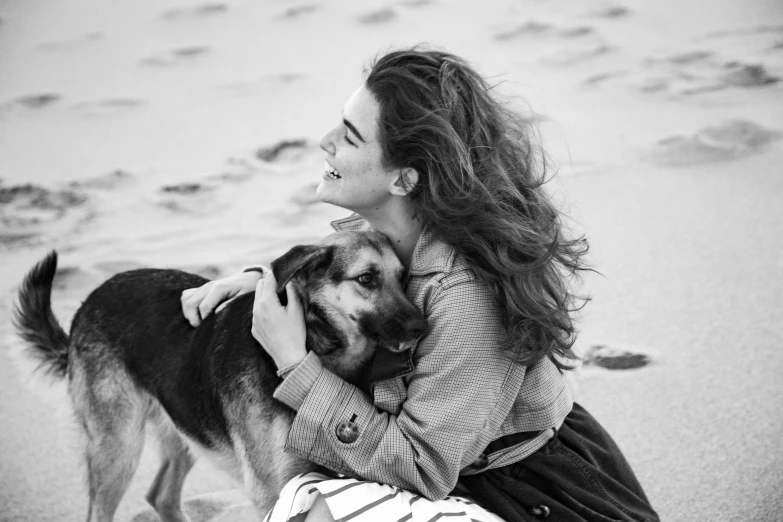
(181, 271), (263, 327)
(251, 268), (307, 370)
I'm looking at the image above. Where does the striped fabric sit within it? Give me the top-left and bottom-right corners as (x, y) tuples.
(270, 213), (581, 507)
(263, 472), (504, 522)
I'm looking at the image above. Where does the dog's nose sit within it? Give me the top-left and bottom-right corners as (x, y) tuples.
(403, 314), (427, 340)
(383, 313), (428, 342)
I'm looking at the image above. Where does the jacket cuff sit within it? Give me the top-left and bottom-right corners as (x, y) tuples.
(274, 351), (324, 410)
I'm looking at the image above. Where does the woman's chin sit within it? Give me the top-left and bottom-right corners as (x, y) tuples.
(315, 182), (337, 206)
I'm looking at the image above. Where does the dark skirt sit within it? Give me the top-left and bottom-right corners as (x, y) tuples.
(455, 403), (660, 522)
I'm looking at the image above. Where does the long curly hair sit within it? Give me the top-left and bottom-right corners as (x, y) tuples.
(365, 47), (589, 370)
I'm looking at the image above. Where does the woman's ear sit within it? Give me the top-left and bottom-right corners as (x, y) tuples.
(390, 168), (419, 196)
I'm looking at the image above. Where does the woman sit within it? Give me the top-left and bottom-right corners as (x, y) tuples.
(182, 48), (659, 522)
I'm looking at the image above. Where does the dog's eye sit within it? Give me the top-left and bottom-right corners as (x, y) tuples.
(356, 273), (376, 286)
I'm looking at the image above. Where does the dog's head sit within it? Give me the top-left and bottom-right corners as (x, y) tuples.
(271, 230), (427, 381)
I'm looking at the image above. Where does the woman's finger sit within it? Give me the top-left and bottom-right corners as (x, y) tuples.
(181, 287), (205, 327)
(254, 276), (266, 307)
(284, 281), (303, 316)
(215, 297), (235, 314)
(198, 283), (234, 322)
(259, 267), (277, 300)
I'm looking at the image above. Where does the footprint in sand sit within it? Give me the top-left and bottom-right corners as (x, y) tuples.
(496, 22), (597, 41)
(666, 51), (713, 65)
(493, 21), (609, 65)
(583, 344), (652, 370)
(583, 71), (627, 86)
(0, 184), (87, 227)
(649, 120), (782, 167)
(141, 47), (211, 67)
(156, 183), (221, 215)
(161, 183), (213, 195)
(161, 3), (228, 21)
(682, 62), (781, 94)
(2, 93), (61, 111)
(256, 139), (311, 163)
(561, 26), (595, 38)
(0, 183), (88, 249)
(589, 5), (630, 19)
(494, 21), (552, 41)
(544, 44), (614, 66)
(0, 232), (39, 251)
(631, 49), (780, 95)
(279, 4), (319, 19)
(494, 20), (597, 41)
(358, 8), (397, 25)
(720, 62), (780, 88)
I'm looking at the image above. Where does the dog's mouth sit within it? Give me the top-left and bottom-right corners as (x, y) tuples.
(378, 338), (418, 353)
(381, 342), (413, 353)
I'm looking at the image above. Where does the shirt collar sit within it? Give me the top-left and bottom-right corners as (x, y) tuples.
(330, 214), (456, 276)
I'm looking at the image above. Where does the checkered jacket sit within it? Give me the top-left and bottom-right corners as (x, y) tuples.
(274, 214), (581, 500)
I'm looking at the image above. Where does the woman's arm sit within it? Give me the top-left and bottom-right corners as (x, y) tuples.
(181, 270), (264, 327)
(271, 269), (527, 500)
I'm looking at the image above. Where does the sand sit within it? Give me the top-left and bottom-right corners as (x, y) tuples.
(1, 0), (782, 520)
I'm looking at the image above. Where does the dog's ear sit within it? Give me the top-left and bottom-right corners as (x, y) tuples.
(271, 245), (334, 294)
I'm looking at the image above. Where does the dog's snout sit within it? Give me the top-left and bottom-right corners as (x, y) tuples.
(383, 312), (428, 342)
(403, 314), (428, 340)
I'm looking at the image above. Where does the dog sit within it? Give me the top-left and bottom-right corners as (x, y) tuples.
(14, 230), (427, 522)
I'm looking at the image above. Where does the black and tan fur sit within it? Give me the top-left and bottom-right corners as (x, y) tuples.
(14, 230), (427, 522)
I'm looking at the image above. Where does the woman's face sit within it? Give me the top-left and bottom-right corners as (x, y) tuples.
(317, 85), (400, 214)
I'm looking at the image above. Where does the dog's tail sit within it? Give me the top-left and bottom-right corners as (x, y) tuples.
(13, 251), (70, 379)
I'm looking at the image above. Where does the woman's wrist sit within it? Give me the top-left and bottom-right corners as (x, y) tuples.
(272, 351), (307, 372)
(276, 360), (302, 380)
(273, 352), (324, 411)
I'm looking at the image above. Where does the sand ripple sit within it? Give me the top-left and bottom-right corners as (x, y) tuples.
(256, 139), (310, 163)
(584, 344), (652, 370)
(650, 120), (782, 167)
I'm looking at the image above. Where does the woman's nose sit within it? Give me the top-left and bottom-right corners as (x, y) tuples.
(319, 127), (337, 155)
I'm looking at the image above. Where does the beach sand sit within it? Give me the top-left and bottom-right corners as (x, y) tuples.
(1, 0), (782, 520)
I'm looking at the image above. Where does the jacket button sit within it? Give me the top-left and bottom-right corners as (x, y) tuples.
(529, 505), (550, 518)
(335, 421), (359, 443)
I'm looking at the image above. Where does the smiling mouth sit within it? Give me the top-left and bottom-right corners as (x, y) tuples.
(324, 162), (341, 180)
